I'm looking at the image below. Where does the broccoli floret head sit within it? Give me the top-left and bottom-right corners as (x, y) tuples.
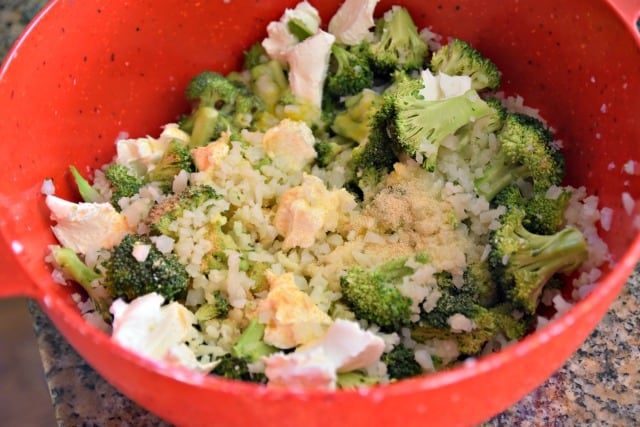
(146, 139), (194, 191)
(382, 344), (423, 380)
(146, 184), (221, 238)
(185, 70), (239, 109)
(367, 6), (429, 75)
(210, 353), (265, 383)
(463, 261), (500, 308)
(488, 207), (588, 314)
(324, 44), (375, 100)
(49, 246), (112, 322)
(194, 291), (231, 322)
(387, 76), (495, 171)
(339, 256), (416, 332)
(69, 165), (102, 203)
(493, 184), (572, 235)
(243, 42), (269, 70)
(474, 112), (565, 201)
(314, 138), (349, 168)
(332, 88), (383, 145)
(430, 38), (501, 91)
(336, 371), (380, 389)
(104, 164), (145, 209)
(103, 234), (189, 302)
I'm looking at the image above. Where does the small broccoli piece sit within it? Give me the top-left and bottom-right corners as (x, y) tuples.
(146, 185), (221, 238)
(332, 88), (383, 145)
(430, 38), (501, 91)
(184, 71), (262, 147)
(249, 60), (289, 114)
(339, 256), (417, 332)
(493, 184), (572, 235)
(194, 291), (230, 322)
(69, 165), (102, 203)
(232, 317), (278, 363)
(474, 112), (565, 201)
(366, 6), (428, 75)
(324, 44), (375, 100)
(49, 246), (112, 322)
(314, 138), (350, 168)
(145, 139), (194, 191)
(490, 302), (531, 341)
(336, 371), (380, 389)
(104, 164), (145, 209)
(488, 207), (588, 314)
(243, 42), (269, 70)
(212, 317), (276, 383)
(103, 234), (189, 303)
(382, 344), (423, 380)
(386, 76), (496, 171)
(463, 261), (499, 308)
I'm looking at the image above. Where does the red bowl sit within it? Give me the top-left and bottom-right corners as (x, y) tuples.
(0, 0), (638, 426)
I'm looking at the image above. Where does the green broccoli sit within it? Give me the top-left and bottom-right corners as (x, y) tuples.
(211, 317), (277, 383)
(385, 76), (496, 171)
(366, 6), (429, 75)
(324, 44), (375, 100)
(382, 344), (423, 380)
(430, 38), (501, 91)
(332, 88), (383, 145)
(314, 137), (350, 168)
(249, 60), (289, 115)
(493, 184), (572, 235)
(104, 164), (145, 209)
(336, 371), (380, 389)
(146, 184), (222, 238)
(463, 261), (499, 308)
(145, 139), (194, 191)
(49, 246), (112, 322)
(183, 71), (263, 147)
(339, 256), (420, 332)
(488, 207), (588, 314)
(194, 291), (231, 322)
(474, 112), (565, 201)
(103, 234), (189, 303)
(243, 42), (269, 70)
(69, 165), (102, 203)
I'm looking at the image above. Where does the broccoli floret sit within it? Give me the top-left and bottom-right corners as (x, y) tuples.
(146, 184), (221, 238)
(69, 165), (102, 203)
(385, 76), (496, 171)
(382, 344), (423, 380)
(430, 38), (501, 91)
(324, 44), (374, 100)
(336, 371), (380, 389)
(339, 256), (419, 332)
(103, 234), (189, 303)
(184, 71), (263, 147)
(194, 291), (230, 322)
(232, 317), (278, 363)
(490, 302), (531, 341)
(463, 261), (499, 308)
(211, 317), (276, 383)
(488, 207), (588, 314)
(146, 139), (194, 191)
(474, 112), (565, 201)
(249, 60), (289, 114)
(49, 246), (112, 322)
(314, 137), (350, 168)
(243, 42), (269, 70)
(366, 6), (428, 75)
(104, 164), (145, 209)
(332, 88), (383, 145)
(493, 184), (572, 235)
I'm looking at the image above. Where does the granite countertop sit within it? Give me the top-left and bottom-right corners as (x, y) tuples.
(2, 1), (639, 426)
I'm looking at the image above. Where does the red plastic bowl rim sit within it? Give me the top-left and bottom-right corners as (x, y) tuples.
(2, 0), (640, 403)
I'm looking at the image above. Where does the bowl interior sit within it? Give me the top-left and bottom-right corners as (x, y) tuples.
(0, 0), (638, 425)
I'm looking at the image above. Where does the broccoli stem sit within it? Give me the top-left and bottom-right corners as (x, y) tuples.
(49, 246), (112, 322)
(190, 106), (220, 148)
(69, 165), (102, 203)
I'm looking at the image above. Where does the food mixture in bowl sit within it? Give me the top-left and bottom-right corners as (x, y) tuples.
(42, 0), (610, 390)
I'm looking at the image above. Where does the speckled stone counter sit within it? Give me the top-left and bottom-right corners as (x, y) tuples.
(3, 1), (640, 426)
